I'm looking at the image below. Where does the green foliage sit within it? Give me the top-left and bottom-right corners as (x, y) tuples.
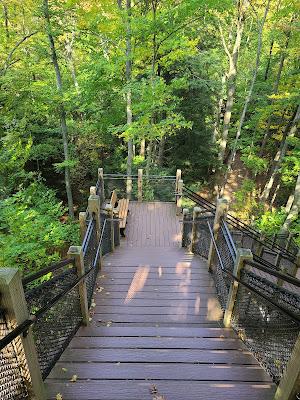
(0, 182), (78, 275)
(254, 209), (287, 237)
(232, 179), (259, 222)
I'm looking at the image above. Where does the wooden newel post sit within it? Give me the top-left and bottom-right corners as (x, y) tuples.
(67, 246), (90, 326)
(88, 194), (101, 239)
(79, 212), (87, 243)
(90, 186), (97, 196)
(138, 169), (143, 202)
(223, 248), (253, 328)
(0, 269), (46, 400)
(106, 204), (114, 251)
(191, 207), (202, 253)
(274, 333), (300, 400)
(175, 169), (182, 201)
(98, 168), (105, 207)
(176, 179), (183, 216)
(207, 197), (228, 271)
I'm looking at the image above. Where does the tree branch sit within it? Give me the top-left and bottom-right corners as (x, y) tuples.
(218, 23), (232, 61)
(0, 31), (39, 75)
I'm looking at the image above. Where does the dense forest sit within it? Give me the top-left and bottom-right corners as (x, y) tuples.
(0, 0), (299, 273)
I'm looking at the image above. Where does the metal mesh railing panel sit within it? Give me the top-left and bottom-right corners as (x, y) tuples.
(231, 269), (300, 383)
(104, 177), (138, 201)
(143, 178), (176, 202)
(0, 311), (30, 400)
(101, 213), (112, 256)
(192, 215), (214, 258)
(182, 213), (192, 248)
(114, 216), (120, 247)
(24, 268), (82, 379)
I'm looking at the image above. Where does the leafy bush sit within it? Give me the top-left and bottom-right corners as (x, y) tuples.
(0, 182), (79, 275)
(254, 209), (287, 237)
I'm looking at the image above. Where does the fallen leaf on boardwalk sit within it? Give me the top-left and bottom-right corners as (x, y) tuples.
(220, 335), (224, 338)
(96, 287), (104, 292)
(116, 362), (121, 366)
(91, 302), (96, 308)
(106, 292), (110, 295)
(61, 367), (67, 372)
(100, 275), (105, 278)
(89, 317), (93, 322)
(106, 321), (112, 327)
(111, 278), (114, 281)
(56, 394), (63, 400)
(150, 384), (166, 400)
(70, 375), (78, 383)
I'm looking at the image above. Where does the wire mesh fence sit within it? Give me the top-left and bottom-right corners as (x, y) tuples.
(231, 267), (300, 383)
(0, 310), (30, 400)
(192, 215), (214, 258)
(24, 265), (82, 379)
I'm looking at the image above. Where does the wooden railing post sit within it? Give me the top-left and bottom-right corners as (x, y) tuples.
(126, 175), (132, 200)
(0, 269), (46, 399)
(67, 246), (90, 326)
(79, 211), (87, 243)
(175, 169), (182, 201)
(98, 168), (105, 207)
(138, 168), (143, 202)
(274, 333), (300, 400)
(88, 193), (101, 240)
(90, 186), (97, 196)
(176, 179), (183, 216)
(106, 204), (114, 251)
(223, 248), (253, 328)
(207, 197), (228, 271)
(191, 207), (202, 253)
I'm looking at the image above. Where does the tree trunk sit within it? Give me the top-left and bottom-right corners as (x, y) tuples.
(65, 31), (79, 93)
(140, 139), (146, 157)
(146, 140), (153, 176)
(222, 0), (270, 191)
(43, 0), (74, 218)
(264, 40), (274, 81)
(282, 170), (300, 231)
(3, 3), (9, 41)
(125, 0), (133, 199)
(213, 74), (226, 143)
(285, 193), (295, 213)
(259, 24), (292, 156)
(260, 105), (300, 203)
(219, 0), (247, 162)
(157, 136), (166, 166)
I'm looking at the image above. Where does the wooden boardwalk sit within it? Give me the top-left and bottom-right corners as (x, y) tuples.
(46, 202), (275, 399)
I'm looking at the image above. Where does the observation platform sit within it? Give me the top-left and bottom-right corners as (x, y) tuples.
(46, 202), (275, 399)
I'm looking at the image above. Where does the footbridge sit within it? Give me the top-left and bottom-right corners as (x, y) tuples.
(0, 170), (299, 400)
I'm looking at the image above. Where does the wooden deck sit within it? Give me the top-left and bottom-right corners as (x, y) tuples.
(46, 202), (275, 399)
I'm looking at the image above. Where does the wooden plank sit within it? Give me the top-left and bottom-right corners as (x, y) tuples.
(48, 362), (272, 382)
(46, 381), (275, 400)
(93, 305), (223, 316)
(93, 298), (224, 307)
(59, 348), (259, 365)
(93, 314), (222, 323)
(67, 336), (246, 350)
(76, 326), (237, 338)
(93, 284), (217, 293)
(94, 291), (218, 300)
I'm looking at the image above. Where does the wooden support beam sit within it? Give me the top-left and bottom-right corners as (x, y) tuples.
(138, 169), (143, 202)
(79, 211), (87, 243)
(274, 333), (300, 400)
(67, 246), (90, 326)
(0, 269), (46, 399)
(223, 248), (253, 328)
(176, 179), (183, 216)
(88, 195), (101, 240)
(207, 198), (228, 271)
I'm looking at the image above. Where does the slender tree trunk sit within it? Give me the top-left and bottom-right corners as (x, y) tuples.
(282, 170), (300, 231)
(222, 0), (270, 192)
(259, 25), (292, 156)
(140, 139), (146, 157)
(3, 3), (9, 41)
(260, 105), (300, 202)
(264, 40), (274, 81)
(285, 193), (294, 213)
(213, 74), (227, 143)
(125, 0), (133, 198)
(157, 136), (166, 166)
(43, 0), (74, 218)
(219, 0), (247, 162)
(65, 31), (79, 93)
(146, 140), (153, 176)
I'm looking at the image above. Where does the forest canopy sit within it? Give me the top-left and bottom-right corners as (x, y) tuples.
(0, 0), (299, 273)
